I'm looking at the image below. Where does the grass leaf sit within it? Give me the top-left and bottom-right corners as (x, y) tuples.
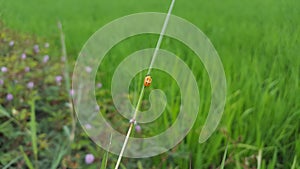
(0, 105), (11, 118)
(50, 144), (68, 169)
(257, 149), (262, 169)
(220, 144), (228, 169)
(19, 146), (34, 169)
(101, 134), (112, 169)
(291, 155), (297, 169)
(29, 99), (38, 168)
(3, 156), (22, 169)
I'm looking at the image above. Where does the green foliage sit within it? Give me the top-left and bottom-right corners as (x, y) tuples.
(20, 146), (34, 169)
(220, 144), (228, 169)
(0, 26), (101, 168)
(29, 99), (38, 168)
(0, 0), (299, 168)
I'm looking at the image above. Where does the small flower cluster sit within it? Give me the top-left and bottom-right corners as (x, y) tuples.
(0, 28), (108, 168)
(0, 38), (66, 106)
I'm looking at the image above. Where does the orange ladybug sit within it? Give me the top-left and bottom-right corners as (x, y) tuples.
(144, 75), (152, 87)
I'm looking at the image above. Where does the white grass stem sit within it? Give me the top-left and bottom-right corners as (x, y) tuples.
(114, 123), (133, 169)
(114, 1), (175, 168)
(147, 0), (175, 75)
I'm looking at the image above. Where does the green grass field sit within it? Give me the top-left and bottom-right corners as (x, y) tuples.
(0, 0), (299, 168)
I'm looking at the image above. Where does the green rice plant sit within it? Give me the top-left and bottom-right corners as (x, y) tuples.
(0, 0), (299, 168)
(291, 155), (298, 169)
(257, 148), (262, 169)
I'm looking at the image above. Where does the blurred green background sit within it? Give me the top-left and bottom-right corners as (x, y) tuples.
(0, 0), (299, 168)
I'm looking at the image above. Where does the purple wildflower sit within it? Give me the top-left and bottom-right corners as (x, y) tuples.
(70, 89), (75, 96)
(135, 125), (142, 133)
(27, 82), (34, 89)
(21, 53), (26, 60)
(85, 66), (92, 73)
(0, 79), (4, 85)
(9, 41), (14, 47)
(33, 44), (39, 53)
(55, 75), (63, 85)
(85, 154), (95, 164)
(43, 55), (49, 63)
(6, 94), (13, 101)
(96, 83), (102, 88)
(25, 67), (30, 72)
(1, 67), (8, 73)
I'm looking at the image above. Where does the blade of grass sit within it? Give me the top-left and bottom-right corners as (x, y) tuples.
(257, 148), (262, 169)
(291, 155), (297, 169)
(220, 144), (228, 169)
(0, 105), (10, 117)
(137, 161), (144, 169)
(19, 146), (34, 169)
(101, 134), (112, 169)
(100, 151), (109, 169)
(234, 154), (242, 169)
(268, 148), (277, 169)
(0, 105), (31, 134)
(58, 21), (76, 143)
(51, 142), (68, 169)
(29, 99), (38, 169)
(3, 156), (22, 169)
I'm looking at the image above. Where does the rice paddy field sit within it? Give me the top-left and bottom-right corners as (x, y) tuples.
(0, 0), (299, 168)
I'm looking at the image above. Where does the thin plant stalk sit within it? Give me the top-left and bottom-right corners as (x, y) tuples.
(29, 99), (38, 169)
(20, 146), (34, 169)
(220, 144), (228, 169)
(257, 149), (262, 169)
(58, 21), (76, 142)
(115, 123), (134, 168)
(101, 134), (113, 169)
(114, 0), (175, 168)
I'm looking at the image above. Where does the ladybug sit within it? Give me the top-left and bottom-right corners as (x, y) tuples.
(144, 75), (152, 87)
